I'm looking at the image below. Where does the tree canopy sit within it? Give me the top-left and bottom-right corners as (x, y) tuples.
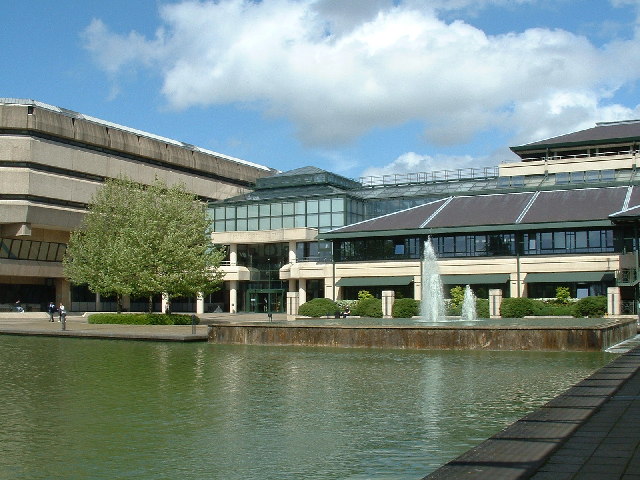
(63, 177), (224, 309)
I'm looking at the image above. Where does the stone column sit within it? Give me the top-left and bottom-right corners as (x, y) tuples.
(229, 244), (238, 266)
(607, 286), (621, 316)
(414, 278), (422, 301)
(196, 293), (204, 314)
(299, 278), (307, 306)
(55, 278), (71, 310)
(489, 289), (503, 318)
(287, 291), (299, 318)
(161, 293), (170, 313)
(229, 280), (238, 313)
(122, 294), (131, 312)
(289, 240), (297, 264)
(382, 290), (395, 318)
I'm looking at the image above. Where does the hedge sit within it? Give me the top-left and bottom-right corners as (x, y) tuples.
(298, 298), (339, 317)
(573, 296), (607, 318)
(392, 298), (420, 318)
(89, 313), (198, 325)
(353, 297), (383, 318)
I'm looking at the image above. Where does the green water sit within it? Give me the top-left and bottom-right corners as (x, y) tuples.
(0, 336), (614, 480)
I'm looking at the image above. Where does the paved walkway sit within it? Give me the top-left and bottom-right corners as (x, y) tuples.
(0, 311), (288, 341)
(2, 313), (640, 479)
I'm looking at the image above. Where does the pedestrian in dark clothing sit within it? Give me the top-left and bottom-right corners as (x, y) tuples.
(47, 302), (56, 322)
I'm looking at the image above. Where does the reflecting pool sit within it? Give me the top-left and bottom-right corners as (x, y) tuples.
(0, 336), (615, 479)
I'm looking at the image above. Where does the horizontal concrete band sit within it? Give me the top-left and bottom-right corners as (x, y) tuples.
(207, 320), (637, 351)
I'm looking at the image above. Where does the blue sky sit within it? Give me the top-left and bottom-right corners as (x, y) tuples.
(3, 0), (640, 180)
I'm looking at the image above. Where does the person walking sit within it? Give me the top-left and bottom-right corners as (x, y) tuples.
(47, 302), (56, 322)
(58, 303), (66, 322)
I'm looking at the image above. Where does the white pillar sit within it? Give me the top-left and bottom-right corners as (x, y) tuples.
(162, 293), (170, 313)
(489, 289), (503, 318)
(607, 286), (621, 316)
(289, 240), (297, 264)
(382, 290), (395, 318)
(229, 244), (238, 266)
(414, 278), (422, 301)
(230, 280), (238, 313)
(196, 293), (204, 314)
(299, 278), (307, 306)
(287, 292), (300, 318)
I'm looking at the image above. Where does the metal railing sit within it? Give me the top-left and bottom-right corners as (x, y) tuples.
(616, 268), (639, 286)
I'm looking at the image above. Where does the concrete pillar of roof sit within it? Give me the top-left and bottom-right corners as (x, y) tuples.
(229, 244), (238, 266)
(229, 280), (238, 313)
(162, 293), (169, 313)
(122, 294), (131, 312)
(287, 291), (299, 318)
(382, 290), (395, 318)
(298, 278), (307, 306)
(509, 276), (522, 298)
(55, 277), (70, 310)
(288, 240), (296, 263)
(414, 279), (422, 301)
(607, 286), (621, 316)
(489, 289), (503, 318)
(196, 293), (204, 314)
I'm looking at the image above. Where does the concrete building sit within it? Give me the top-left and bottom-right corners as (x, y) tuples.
(0, 99), (275, 312)
(210, 120), (640, 315)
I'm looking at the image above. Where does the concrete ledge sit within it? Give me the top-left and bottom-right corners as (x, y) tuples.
(207, 319), (637, 351)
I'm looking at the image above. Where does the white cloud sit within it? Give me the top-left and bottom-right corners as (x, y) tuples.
(360, 151), (485, 178)
(83, 0), (640, 150)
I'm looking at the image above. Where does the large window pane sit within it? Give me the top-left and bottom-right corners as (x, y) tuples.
(248, 205), (259, 217)
(282, 216), (294, 228)
(307, 200), (318, 214)
(332, 198), (344, 211)
(282, 202), (294, 215)
(319, 199), (331, 212)
(259, 204), (270, 216)
(271, 203), (282, 216)
(0, 239), (11, 258)
(248, 218), (259, 230)
(236, 205), (248, 218)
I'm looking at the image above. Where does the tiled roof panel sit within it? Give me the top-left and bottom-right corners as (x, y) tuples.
(427, 192), (534, 228)
(520, 187), (628, 223)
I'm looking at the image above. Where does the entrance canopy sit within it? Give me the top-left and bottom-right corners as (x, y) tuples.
(524, 272), (615, 283)
(440, 273), (510, 285)
(336, 276), (413, 287)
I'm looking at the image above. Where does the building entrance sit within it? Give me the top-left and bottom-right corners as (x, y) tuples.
(246, 289), (285, 313)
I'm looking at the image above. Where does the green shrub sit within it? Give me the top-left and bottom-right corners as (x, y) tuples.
(500, 298), (535, 318)
(298, 298), (339, 317)
(89, 313), (198, 325)
(530, 301), (574, 316)
(353, 297), (383, 318)
(573, 296), (607, 318)
(392, 298), (419, 318)
(475, 298), (490, 318)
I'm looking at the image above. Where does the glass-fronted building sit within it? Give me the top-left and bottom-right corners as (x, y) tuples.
(210, 121), (640, 315)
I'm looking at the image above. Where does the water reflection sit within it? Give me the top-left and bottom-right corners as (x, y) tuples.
(0, 337), (614, 480)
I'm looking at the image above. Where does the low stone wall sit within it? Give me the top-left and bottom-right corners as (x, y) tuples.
(207, 318), (637, 351)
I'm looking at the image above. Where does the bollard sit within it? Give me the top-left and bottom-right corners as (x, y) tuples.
(191, 314), (196, 335)
(61, 313), (66, 331)
(268, 312), (273, 322)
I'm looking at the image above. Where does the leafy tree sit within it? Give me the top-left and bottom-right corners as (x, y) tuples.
(64, 177), (224, 312)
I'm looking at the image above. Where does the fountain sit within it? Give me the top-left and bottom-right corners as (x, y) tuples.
(420, 239), (446, 322)
(461, 284), (477, 321)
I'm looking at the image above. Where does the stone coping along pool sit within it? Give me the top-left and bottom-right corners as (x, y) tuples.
(207, 317), (638, 351)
